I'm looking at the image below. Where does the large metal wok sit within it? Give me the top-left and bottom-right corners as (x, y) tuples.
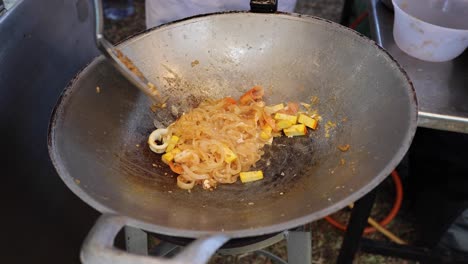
(48, 11), (417, 264)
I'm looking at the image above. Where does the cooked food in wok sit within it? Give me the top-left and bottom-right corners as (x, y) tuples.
(148, 86), (320, 190)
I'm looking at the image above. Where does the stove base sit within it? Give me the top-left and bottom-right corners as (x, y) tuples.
(124, 227), (312, 264)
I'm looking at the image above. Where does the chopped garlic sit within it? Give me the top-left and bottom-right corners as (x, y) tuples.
(203, 179), (211, 189)
(338, 144), (350, 152)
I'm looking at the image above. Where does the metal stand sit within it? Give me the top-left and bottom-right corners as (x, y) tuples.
(360, 238), (436, 263)
(359, 233), (468, 263)
(335, 179), (468, 263)
(287, 231), (312, 264)
(334, 181), (458, 263)
(125, 226), (149, 255)
(126, 229), (312, 263)
(336, 189), (377, 264)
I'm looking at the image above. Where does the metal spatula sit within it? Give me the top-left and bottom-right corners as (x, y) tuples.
(93, 0), (163, 105)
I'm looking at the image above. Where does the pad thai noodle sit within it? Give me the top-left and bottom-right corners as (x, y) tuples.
(148, 86), (319, 190)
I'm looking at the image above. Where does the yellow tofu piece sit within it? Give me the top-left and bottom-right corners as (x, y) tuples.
(283, 124), (307, 137)
(161, 152), (175, 164)
(260, 125), (273, 140)
(274, 113), (297, 124)
(171, 148), (181, 155)
(264, 103), (285, 115)
(298, 114), (318, 130)
(162, 147), (182, 164)
(263, 125), (273, 133)
(165, 135), (180, 153)
(272, 131), (283, 137)
(240, 170), (264, 183)
(260, 131), (270, 140)
(223, 147), (237, 163)
(276, 119), (295, 129)
(300, 102), (311, 108)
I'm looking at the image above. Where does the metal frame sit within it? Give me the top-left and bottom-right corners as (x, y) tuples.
(338, 190), (468, 263)
(81, 215), (229, 264)
(333, 1), (468, 263)
(125, 227), (149, 255)
(136, 230), (312, 264)
(360, 238), (468, 263)
(333, 173), (462, 263)
(336, 189), (377, 264)
(286, 231), (312, 264)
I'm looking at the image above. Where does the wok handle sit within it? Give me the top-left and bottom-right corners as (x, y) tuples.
(250, 0), (278, 13)
(81, 214), (229, 264)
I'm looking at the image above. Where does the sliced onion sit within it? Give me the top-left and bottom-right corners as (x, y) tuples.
(177, 176), (195, 190)
(174, 150), (200, 165)
(148, 128), (168, 153)
(227, 159), (242, 175)
(181, 164), (208, 180)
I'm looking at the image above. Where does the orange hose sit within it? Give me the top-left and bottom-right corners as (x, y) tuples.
(324, 170), (403, 234)
(349, 11), (369, 30)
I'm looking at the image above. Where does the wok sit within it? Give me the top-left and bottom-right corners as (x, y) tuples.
(48, 11), (417, 264)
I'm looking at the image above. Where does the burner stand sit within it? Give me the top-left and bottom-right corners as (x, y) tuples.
(124, 227), (312, 264)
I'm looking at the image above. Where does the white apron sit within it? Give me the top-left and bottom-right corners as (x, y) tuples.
(145, 0), (297, 28)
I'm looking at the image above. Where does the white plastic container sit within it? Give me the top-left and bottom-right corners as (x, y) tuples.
(392, 0), (468, 62)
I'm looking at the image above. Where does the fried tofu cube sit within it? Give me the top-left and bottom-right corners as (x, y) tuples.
(165, 135), (180, 152)
(240, 170), (264, 183)
(274, 113), (298, 124)
(298, 114), (318, 130)
(161, 147), (182, 164)
(276, 119), (295, 129)
(264, 103), (285, 115)
(171, 148), (181, 155)
(283, 124), (307, 137)
(224, 147), (237, 163)
(162, 152), (175, 164)
(260, 125), (273, 140)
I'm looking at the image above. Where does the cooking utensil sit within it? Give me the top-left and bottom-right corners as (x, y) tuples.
(93, 0), (163, 104)
(392, 0), (468, 62)
(49, 11), (417, 264)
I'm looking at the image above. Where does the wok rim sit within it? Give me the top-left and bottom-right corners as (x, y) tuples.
(48, 11), (418, 238)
